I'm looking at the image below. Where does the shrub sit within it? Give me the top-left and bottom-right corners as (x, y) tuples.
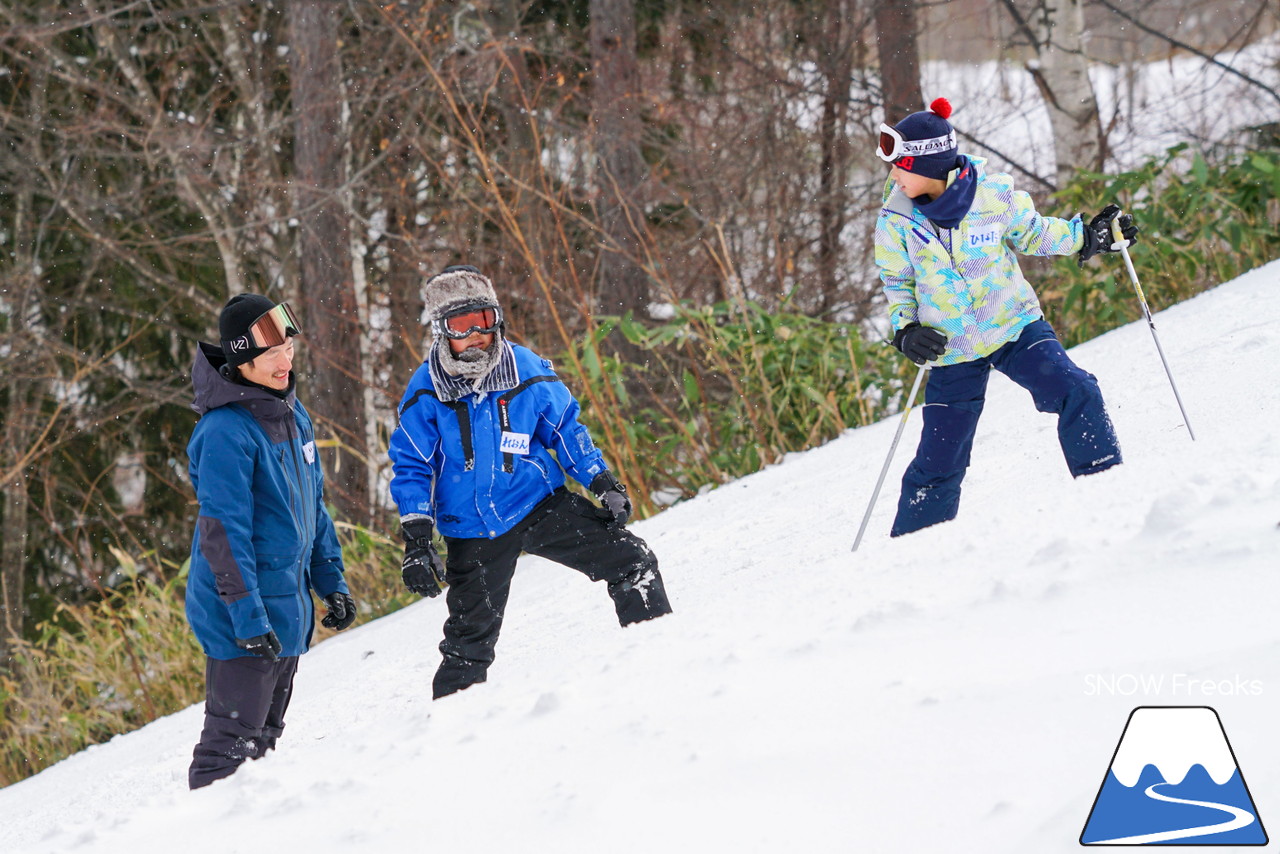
(0, 525), (407, 787)
(0, 564), (203, 787)
(558, 300), (913, 507)
(1043, 143), (1280, 347)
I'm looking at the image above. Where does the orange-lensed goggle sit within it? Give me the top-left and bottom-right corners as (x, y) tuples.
(438, 305), (501, 339)
(244, 302), (301, 348)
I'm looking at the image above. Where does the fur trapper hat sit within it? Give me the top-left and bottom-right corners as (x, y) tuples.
(422, 265), (505, 383)
(422, 265), (500, 327)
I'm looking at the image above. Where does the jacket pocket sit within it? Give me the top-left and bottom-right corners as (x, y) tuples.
(519, 454), (554, 488)
(564, 491), (607, 521)
(256, 554), (300, 597)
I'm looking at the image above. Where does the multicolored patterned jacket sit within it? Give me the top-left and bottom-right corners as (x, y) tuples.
(875, 156), (1084, 365)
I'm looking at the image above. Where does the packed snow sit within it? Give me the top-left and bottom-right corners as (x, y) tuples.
(1, 256), (1277, 852)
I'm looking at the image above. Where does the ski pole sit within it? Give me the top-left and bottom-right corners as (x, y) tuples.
(1110, 212), (1196, 441)
(852, 363), (928, 552)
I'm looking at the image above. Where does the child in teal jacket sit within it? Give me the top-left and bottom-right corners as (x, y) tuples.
(874, 98), (1134, 536)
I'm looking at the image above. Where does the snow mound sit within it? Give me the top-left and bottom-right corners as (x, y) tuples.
(2, 261), (1279, 854)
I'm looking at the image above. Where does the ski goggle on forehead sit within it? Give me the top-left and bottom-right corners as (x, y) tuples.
(876, 123), (957, 162)
(245, 302), (301, 348)
(437, 304), (502, 339)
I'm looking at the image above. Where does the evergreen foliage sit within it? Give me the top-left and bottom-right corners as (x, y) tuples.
(560, 303), (911, 507)
(1045, 144), (1280, 347)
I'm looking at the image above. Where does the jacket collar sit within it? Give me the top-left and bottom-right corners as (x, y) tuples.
(191, 342), (298, 442)
(910, 155), (979, 229)
(427, 338), (519, 403)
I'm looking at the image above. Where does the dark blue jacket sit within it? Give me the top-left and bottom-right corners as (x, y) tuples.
(184, 342), (348, 660)
(388, 343), (609, 539)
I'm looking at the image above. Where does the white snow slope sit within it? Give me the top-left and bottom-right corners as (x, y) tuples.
(2, 261), (1278, 854)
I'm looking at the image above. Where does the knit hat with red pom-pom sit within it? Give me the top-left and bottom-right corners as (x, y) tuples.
(884, 98), (959, 180)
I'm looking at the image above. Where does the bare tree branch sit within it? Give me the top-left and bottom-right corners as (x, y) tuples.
(1093, 0), (1280, 106)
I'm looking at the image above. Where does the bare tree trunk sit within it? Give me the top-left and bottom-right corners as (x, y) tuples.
(482, 0), (545, 293)
(814, 0), (857, 315)
(874, 0), (925, 124)
(590, 0), (650, 319)
(288, 0), (370, 523)
(1001, 0), (1104, 188)
(1, 371), (33, 667)
(385, 198), (428, 378)
(0, 457), (29, 664)
(1, 71), (43, 664)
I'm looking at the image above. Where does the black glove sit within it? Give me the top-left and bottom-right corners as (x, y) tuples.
(891, 322), (948, 365)
(589, 471), (631, 530)
(321, 591), (356, 631)
(401, 517), (446, 598)
(1078, 203), (1139, 267)
(236, 630), (282, 663)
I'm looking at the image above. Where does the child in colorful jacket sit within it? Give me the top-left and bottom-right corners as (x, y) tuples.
(874, 98), (1134, 536)
(387, 266), (672, 698)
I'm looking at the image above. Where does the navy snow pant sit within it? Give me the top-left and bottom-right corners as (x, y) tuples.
(189, 654), (298, 789)
(434, 489), (672, 699)
(891, 319), (1122, 537)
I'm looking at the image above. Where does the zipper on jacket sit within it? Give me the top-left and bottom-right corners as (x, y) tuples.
(282, 405), (312, 637)
(929, 221), (970, 292)
(927, 219), (988, 350)
(521, 454), (553, 489)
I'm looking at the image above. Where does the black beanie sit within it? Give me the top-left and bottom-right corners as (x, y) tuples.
(219, 294), (277, 368)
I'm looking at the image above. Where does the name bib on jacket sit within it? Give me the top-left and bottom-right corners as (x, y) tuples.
(967, 225), (1002, 248)
(500, 431), (531, 455)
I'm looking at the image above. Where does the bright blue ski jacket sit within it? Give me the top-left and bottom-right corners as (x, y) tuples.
(184, 342), (348, 660)
(388, 343), (610, 539)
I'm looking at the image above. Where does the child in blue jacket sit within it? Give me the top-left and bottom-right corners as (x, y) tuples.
(388, 266), (672, 698)
(874, 99), (1135, 536)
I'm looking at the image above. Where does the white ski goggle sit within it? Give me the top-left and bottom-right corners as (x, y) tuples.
(876, 123), (957, 163)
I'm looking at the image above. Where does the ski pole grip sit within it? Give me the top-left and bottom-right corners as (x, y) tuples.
(1108, 209), (1131, 251)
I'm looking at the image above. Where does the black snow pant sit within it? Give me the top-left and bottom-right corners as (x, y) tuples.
(433, 488), (672, 699)
(189, 654), (299, 789)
